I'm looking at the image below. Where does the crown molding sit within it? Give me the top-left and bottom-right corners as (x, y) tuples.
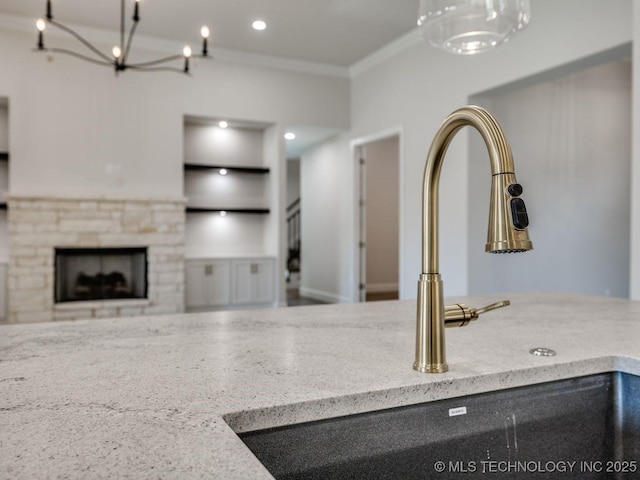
(349, 28), (422, 78)
(212, 47), (349, 78)
(0, 12), (350, 78)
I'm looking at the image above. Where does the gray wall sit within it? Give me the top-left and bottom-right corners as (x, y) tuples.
(469, 60), (631, 297)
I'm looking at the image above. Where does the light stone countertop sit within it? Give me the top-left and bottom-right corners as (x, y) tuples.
(2, 292), (640, 479)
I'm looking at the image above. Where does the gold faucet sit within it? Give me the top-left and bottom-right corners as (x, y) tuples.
(414, 106), (533, 373)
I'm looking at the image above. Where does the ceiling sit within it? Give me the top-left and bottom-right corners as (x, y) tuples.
(0, 0), (421, 68)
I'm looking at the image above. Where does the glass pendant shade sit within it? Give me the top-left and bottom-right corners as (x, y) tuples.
(418, 0), (530, 55)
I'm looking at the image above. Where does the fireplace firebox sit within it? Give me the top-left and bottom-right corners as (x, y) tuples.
(55, 247), (148, 303)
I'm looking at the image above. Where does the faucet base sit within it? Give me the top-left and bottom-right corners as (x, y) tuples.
(413, 362), (448, 373)
(414, 273), (448, 373)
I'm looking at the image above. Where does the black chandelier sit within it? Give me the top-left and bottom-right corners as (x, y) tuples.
(35, 0), (210, 75)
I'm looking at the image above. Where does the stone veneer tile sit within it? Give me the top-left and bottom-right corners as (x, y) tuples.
(7, 195), (186, 323)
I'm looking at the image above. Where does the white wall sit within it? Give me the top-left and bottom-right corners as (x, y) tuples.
(300, 133), (354, 303)
(185, 214), (268, 258)
(469, 60), (631, 298)
(632, 5), (640, 300)
(364, 136), (399, 292)
(303, 0), (633, 302)
(263, 123), (287, 306)
(184, 124), (265, 167)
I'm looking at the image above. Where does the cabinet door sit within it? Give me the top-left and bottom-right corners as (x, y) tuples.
(231, 259), (274, 305)
(251, 261), (274, 304)
(185, 260), (230, 308)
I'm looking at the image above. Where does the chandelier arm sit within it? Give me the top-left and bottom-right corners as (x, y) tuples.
(127, 65), (191, 75)
(120, 0), (125, 55)
(128, 55), (184, 68)
(48, 48), (114, 67)
(48, 20), (112, 63)
(122, 21), (139, 65)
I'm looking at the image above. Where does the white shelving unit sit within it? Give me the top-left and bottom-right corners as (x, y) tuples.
(183, 116), (280, 310)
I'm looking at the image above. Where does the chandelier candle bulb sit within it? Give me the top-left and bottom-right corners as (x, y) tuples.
(183, 45), (192, 73)
(201, 26), (210, 56)
(36, 19), (46, 49)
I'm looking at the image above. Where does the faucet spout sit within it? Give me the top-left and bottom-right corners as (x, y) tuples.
(414, 106), (533, 374)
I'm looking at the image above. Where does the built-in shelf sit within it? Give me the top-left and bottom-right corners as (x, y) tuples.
(184, 163), (269, 174)
(186, 207), (269, 214)
(0, 152), (8, 161)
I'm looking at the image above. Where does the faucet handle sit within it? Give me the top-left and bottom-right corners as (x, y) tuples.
(475, 300), (510, 315)
(444, 300), (510, 327)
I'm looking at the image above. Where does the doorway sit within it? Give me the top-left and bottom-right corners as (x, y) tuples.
(356, 134), (400, 302)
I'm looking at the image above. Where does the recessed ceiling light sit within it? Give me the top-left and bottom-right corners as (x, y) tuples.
(252, 20), (267, 31)
(218, 120), (228, 128)
(284, 132), (296, 140)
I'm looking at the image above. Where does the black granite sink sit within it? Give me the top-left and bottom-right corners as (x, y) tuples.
(239, 372), (640, 479)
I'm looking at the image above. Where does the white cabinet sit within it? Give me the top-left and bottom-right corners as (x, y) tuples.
(186, 259), (230, 309)
(231, 259), (275, 306)
(185, 257), (275, 311)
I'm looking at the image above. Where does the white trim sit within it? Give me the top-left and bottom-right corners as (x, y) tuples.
(299, 286), (352, 304)
(349, 29), (422, 78)
(0, 13), (349, 79)
(212, 48), (349, 78)
(350, 126), (404, 151)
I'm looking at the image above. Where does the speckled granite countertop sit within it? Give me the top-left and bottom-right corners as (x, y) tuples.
(2, 292), (640, 479)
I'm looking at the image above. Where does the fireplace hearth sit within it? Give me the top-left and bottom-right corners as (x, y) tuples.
(55, 247), (148, 303)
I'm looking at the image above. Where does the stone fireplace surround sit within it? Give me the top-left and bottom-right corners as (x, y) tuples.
(8, 194), (186, 323)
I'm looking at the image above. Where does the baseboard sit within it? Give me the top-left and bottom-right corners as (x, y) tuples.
(299, 286), (352, 304)
(366, 282), (399, 293)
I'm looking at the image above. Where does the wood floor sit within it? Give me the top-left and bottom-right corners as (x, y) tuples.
(286, 289), (326, 307)
(286, 288), (399, 306)
(366, 291), (399, 302)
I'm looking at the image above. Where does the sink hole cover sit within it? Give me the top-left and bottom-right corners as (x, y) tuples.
(529, 347), (557, 356)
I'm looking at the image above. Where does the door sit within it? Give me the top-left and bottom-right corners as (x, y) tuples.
(357, 135), (400, 302)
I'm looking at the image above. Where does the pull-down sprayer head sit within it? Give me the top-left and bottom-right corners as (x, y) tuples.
(486, 171), (533, 254)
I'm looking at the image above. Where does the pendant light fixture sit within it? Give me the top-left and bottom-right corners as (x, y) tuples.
(417, 0), (530, 55)
(35, 0), (211, 75)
